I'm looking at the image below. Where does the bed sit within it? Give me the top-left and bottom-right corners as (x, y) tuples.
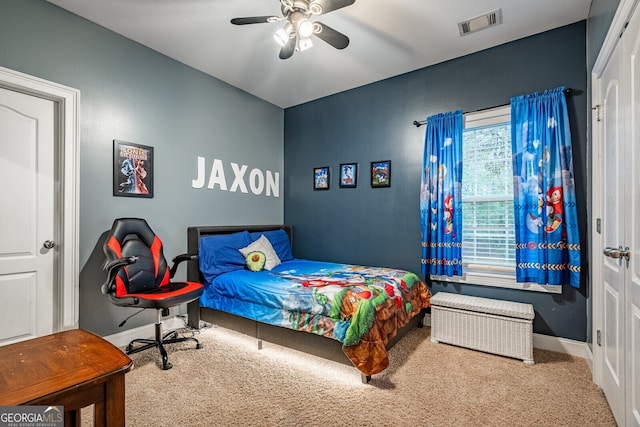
(186, 225), (431, 382)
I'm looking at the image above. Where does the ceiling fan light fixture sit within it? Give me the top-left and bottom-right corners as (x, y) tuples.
(232, 0), (355, 59)
(274, 27), (290, 47)
(298, 37), (313, 51)
(297, 19), (314, 38)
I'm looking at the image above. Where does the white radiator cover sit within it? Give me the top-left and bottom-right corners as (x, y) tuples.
(430, 292), (535, 365)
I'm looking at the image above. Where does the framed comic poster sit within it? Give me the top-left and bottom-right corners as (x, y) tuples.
(371, 160), (391, 188)
(113, 140), (154, 198)
(313, 166), (330, 190)
(339, 163), (358, 188)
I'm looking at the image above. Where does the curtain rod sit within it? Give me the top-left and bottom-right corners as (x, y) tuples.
(412, 88), (575, 128)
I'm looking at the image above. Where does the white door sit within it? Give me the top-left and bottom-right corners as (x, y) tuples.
(599, 33), (626, 423)
(0, 87), (56, 345)
(625, 3), (640, 422)
(596, 2), (640, 425)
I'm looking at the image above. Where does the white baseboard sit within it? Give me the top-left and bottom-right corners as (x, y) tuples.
(423, 313), (432, 327)
(103, 317), (186, 349)
(583, 342), (593, 371)
(533, 333), (592, 364)
(102, 314), (593, 371)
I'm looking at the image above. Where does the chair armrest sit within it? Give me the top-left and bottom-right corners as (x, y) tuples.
(101, 256), (137, 295)
(169, 253), (198, 278)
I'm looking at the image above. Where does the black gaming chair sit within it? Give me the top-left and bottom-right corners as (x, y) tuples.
(102, 218), (204, 370)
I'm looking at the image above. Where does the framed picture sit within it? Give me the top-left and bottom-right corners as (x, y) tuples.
(339, 163), (358, 188)
(313, 166), (330, 190)
(371, 160), (391, 188)
(113, 140), (154, 198)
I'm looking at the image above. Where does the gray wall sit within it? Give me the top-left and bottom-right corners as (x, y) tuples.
(0, 0), (284, 336)
(284, 22), (590, 341)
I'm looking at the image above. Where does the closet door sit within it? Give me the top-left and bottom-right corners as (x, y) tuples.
(624, 3), (640, 424)
(599, 29), (626, 424)
(598, 3), (640, 425)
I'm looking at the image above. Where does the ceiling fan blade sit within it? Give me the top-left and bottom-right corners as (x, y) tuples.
(230, 16), (279, 25)
(279, 35), (297, 60)
(311, 0), (356, 15)
(314, 22), (350, 49)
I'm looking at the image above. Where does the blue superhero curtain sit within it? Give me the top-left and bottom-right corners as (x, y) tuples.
(420, 110), (463, 276)
(511, 87), (581, 287)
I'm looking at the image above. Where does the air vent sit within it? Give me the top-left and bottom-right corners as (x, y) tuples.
(458, 8), (503, 36)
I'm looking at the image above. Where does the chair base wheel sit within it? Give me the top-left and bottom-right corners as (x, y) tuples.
(125, 327), (202, 370)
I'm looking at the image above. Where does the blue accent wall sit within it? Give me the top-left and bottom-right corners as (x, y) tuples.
(284, 22), (589, 341)
(588, 0), (621, 71)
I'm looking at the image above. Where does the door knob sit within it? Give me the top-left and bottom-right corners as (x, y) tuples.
(603, 247), (621, 258)
(603, 245), (630, 267)
(619, 246), (630, 261)
(43, 240), (56, 249)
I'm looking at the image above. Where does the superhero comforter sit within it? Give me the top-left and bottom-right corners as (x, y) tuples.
(199, 259), (431, 376)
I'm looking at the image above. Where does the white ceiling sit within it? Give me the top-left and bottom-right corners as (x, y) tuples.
(46, 0), (591, 109)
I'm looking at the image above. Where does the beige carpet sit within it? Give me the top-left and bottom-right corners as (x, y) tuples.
(84, 325), (616, 427)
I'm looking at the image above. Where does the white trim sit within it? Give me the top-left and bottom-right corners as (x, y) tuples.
(103, 317), (186, 349)
(423, 312), (432, 327)
(593, 0), (640, 76)
(103, 315), (592, 371)
(0, 66), (80, 331)
(533, 333), (592, 365)
(432, 273), (563, 294)
(590, 70), (604, 386)
(583, 340), (593, 372)
(464, 104), (510, 127)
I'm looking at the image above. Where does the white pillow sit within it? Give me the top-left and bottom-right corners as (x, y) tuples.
(239, 234), (281, 270)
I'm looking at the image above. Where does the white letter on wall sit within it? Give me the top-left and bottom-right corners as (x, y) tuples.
(266, 171), (279, 197)
(207, 158), (228, 190)
(249, 168), (264, 195)
(192, 156), (206, 189)
(230, 163), (248, 193)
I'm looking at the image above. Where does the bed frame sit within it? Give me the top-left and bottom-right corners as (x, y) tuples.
(186, 224), (424, 382)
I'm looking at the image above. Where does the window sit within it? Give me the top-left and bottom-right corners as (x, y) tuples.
(431, 106), (560, 293)
(462, 107), (514, 270)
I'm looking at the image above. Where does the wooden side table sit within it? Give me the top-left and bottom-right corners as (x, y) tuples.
(0, 329), (133, 427)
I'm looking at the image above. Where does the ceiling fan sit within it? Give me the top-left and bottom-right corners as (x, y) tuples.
(231, 0), (355, 60)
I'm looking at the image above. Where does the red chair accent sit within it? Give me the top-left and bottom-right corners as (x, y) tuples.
(102, 218), (204, 370)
